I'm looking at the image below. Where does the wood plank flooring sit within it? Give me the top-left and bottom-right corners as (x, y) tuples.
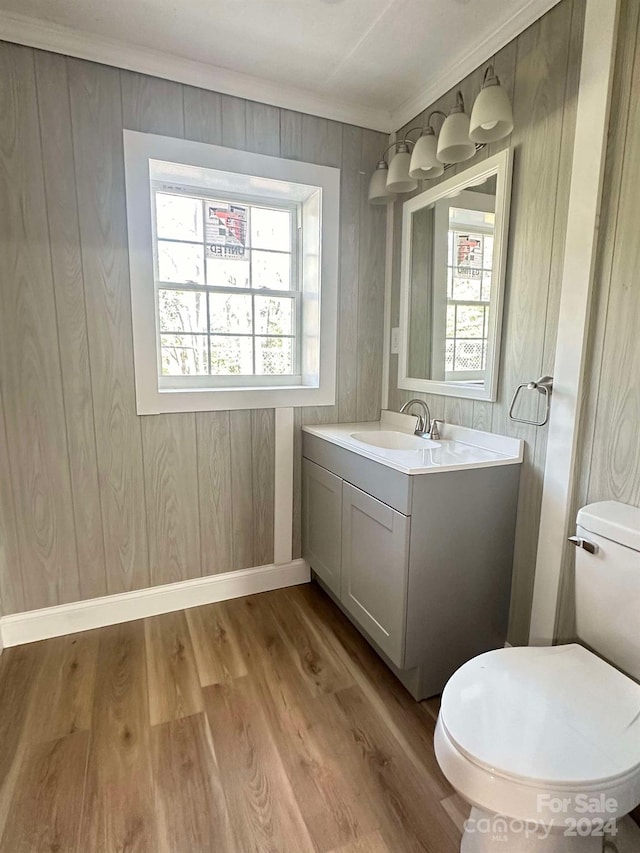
(0, 583), (465, 852)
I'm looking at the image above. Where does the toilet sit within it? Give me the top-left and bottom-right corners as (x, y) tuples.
(434, 501), (640, 852)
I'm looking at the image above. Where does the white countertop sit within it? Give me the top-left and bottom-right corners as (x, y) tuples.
(302, 410), (524, 476)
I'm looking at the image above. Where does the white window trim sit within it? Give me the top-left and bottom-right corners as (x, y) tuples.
(123, 130), (340, 414)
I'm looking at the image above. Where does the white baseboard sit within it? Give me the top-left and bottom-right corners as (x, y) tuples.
(0, 559), (310, 647)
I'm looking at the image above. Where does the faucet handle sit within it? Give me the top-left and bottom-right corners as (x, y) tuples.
(429, 419), (444, 440)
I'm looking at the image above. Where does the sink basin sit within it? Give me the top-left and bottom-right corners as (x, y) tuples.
(350, 430), (441, 450)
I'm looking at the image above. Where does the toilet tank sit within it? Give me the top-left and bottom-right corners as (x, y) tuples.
(575, 501), (640, 681)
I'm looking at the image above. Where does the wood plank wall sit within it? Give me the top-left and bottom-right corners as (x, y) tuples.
(0, 42), (387, 615)
(386, 0), (585, 645)
(556, 0), (640, 639)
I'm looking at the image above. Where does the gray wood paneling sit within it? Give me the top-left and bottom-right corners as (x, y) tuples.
(67, 58), (151, 596)
(246, 101), (280, 156)
(196, 412), (233, 575)
(35, 51), (108, 602)
(229, 410), (255, 570)
(386, 0), (585, 644)
(183, 87), (223, 144)
(0, 43), (80, 610)
(0, 390), (24, 615)
(280, 110), (303, 160)
(356, 132), (387, 423)
(251, 409), (276, 566)
(338, 125), (363, 424)
(141, 414), (202, 586)
(556, 0), (640, 639)
(0, 42), (387, 612)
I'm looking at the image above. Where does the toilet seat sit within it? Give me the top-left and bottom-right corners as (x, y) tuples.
(435, 644), (640, 824)
(440, 644), (640, 788)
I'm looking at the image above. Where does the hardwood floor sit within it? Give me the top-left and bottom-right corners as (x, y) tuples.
(0, 583), (465, 852)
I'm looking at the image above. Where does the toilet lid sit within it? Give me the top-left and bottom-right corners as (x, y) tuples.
(440, 644), (640, 786)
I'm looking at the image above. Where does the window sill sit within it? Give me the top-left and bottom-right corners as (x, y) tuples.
(136, 382), (336, 414)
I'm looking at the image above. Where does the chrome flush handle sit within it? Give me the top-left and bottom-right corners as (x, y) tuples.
(568, 536), (599, 555)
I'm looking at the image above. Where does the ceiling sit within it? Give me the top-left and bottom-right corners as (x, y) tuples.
(0, 0), (560, 131)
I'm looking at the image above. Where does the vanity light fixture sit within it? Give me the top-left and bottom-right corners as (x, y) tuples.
(469, 65), (514, 143)
(366, 68), (513, 205)
(436, 91), (476, 164)
(408, 111), (446, 179)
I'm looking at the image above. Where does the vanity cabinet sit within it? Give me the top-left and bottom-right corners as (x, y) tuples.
(303, 459), (409, 666)
(301, 429), (521, 700)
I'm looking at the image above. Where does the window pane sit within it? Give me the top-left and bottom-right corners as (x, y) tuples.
(451, 276), (480, 301)
(483, 235), (494, 269)
(209, 293), (253, 334)
(251, 208), (291, 252)
(206, 257), (250, 288)
(156, 193), (203, 242)
(255, 295), (294, 335)
(205, 202), (248, 258)
(454, 340), (484, 371)
(158, 241), (205, 284)
(445, 340), (455, 372)
(210, 336), (253, 375)
(454, 232), (483, 276)
(455, 305), (485, 337)
(256, 337), (293, 375)
(252, 250), (291, 290)
(481, 271), (493, 302)
(446, 305), (456, 337)
(158, 290), (207, 333)
(161, 334), (209, 375)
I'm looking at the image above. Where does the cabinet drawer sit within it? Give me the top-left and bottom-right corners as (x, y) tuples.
(341, 482), (409, 667)
(302, 459), (343, 596)
(302, 432), (412, 514)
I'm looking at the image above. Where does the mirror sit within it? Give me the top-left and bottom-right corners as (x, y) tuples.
(398, 149), (513, 401)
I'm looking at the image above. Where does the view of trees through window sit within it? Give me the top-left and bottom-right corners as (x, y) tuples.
(154, 188), (299, 378)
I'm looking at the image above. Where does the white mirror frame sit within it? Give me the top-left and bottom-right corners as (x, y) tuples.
(398, 148), (513, 402)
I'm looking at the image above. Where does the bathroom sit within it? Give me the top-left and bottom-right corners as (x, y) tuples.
(0, 0), (638, 849)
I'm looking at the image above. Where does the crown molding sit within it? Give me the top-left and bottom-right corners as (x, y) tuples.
(389, 0), (562, 131)
(0, 10), (394, 133)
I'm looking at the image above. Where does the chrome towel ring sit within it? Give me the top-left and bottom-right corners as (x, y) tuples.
(508, 375), (553, 426)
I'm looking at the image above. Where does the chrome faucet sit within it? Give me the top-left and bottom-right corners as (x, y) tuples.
(399, 399), (444, 440)
(399, 398), (432, 437)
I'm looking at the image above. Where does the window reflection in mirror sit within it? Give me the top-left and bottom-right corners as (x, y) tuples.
(399, 150), (512, 402)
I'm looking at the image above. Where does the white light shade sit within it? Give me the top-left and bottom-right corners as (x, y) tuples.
(437, 111), (475, 164)
(409, 132), (444, 179)
(470, 81), (513, 142)
(368, 163), (395, 205)
(386, 148), (418, 193)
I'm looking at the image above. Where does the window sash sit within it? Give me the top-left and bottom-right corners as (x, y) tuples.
(157, 284), (301, 379)
(152, 188), (303, 384)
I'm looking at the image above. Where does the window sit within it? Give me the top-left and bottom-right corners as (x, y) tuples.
(444, 205), (495, 381)
(430, 191), (496, 384)
(123, 131), (339, 414)
(155, 190), (300, 385)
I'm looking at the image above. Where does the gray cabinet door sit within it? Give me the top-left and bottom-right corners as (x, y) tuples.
(341, 483), (409, 667)
(302, 458), (343, 595)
